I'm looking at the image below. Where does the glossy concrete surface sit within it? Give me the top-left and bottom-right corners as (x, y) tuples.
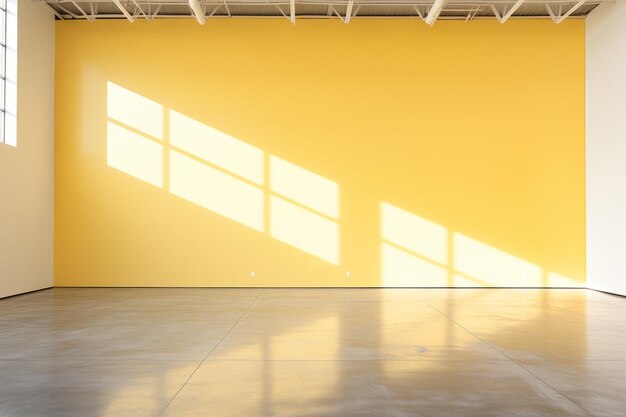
(1, 288), (625, 416)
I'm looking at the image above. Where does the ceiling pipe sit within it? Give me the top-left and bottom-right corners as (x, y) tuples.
(424, 0), (448, 26)
(189, 0), (207, 24)
(345, 0), (354, 23)
(289, 0), (295, 23)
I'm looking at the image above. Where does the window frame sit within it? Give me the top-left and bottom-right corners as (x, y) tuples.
(0, 0), (7, 144)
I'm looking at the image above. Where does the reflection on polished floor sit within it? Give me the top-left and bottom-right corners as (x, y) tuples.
(1, 288), (625, 417)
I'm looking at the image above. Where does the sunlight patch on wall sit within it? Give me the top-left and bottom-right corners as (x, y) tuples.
(451, 274), (493, 288)
(169, 110), (264, 185)
(105, 82), (579, 282)
(270, 156), (339, 219)
(107, 122), (163, 188)
(381, 243), (448, 287)
(169, 150), (265, 231)
(105, 82), (340, 265)
(380, 202), (582, 287)
(269, 155), (340, 265)
(107, 82), (164, 140)
(381, 202), (447, 264)
(380, 202), (448, 287)
(453, 233), (543, 287)
(546, 272), (582, 287)
(270, 196), (339, 265)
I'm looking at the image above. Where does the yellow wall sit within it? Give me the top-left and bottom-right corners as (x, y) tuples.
(54, 19), (585, 287)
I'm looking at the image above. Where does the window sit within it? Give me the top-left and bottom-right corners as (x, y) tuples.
(0, 0), (6, 143)
(0, 0), (15, 146)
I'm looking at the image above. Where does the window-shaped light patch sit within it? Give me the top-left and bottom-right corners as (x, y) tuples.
(381, 242), (448, 287)
(547, 272), (583, 288)
(453, 233), (543, 287)
(169, 150), (264, 232)
(270, 195), (339, 265)
(380, 202), (447, 264)
(270, 156), (339, 219)
(107, 122), (163, 188)
(449, 273), (489, 287)
(169, 110), (264, 185)
(107, 82), (164, 140)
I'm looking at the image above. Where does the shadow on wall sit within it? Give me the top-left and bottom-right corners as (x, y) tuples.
(106, 82), (581, 288)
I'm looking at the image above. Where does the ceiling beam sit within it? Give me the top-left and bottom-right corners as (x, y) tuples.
(490, 4), (502, 20)
(148, 3), (162, 20)
(413, 5), (426, 20)
(111, 0), (135, 21)
(130, 0), (148, 19)
(42, 0), (603, 21)
(45, 3), (65, 19)
(71, 0), (94, 20)
(424, 0), (448, 26)
(329, 4), (351, 23)
(55, 3), (81, 18)
(465, 4), (480, 21)
(500, 0), (525, 23)
(555, 0), (587, 23)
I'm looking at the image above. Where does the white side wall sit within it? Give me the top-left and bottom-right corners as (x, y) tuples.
(587, 1), (626, 296)
(0, 0), (55, 298)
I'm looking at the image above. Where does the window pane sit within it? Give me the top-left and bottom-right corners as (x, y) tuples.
(0, 10), (4, 46)
(0, 112), (4, 143)
(0, 79), (4, 110)
(0, 47), (5, 79)
(0, 2), (7, 144)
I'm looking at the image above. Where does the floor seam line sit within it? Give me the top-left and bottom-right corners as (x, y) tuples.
(511, 359), (600, 417)
(422, 301), (511, 359)
(155, 289), (264, 417)
(545, 303), (626, 330)
(202, 288), (265, 361)
(423, 300), (597, 417)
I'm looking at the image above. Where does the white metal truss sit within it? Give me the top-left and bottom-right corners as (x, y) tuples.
(111, 0), (135, 20)
(39, 0), (610, 25)
(546, 0), (587, 22)
(491, 0), (525, 22)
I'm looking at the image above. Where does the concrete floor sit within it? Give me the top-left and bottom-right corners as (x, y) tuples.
(0, 289), (625, 417)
